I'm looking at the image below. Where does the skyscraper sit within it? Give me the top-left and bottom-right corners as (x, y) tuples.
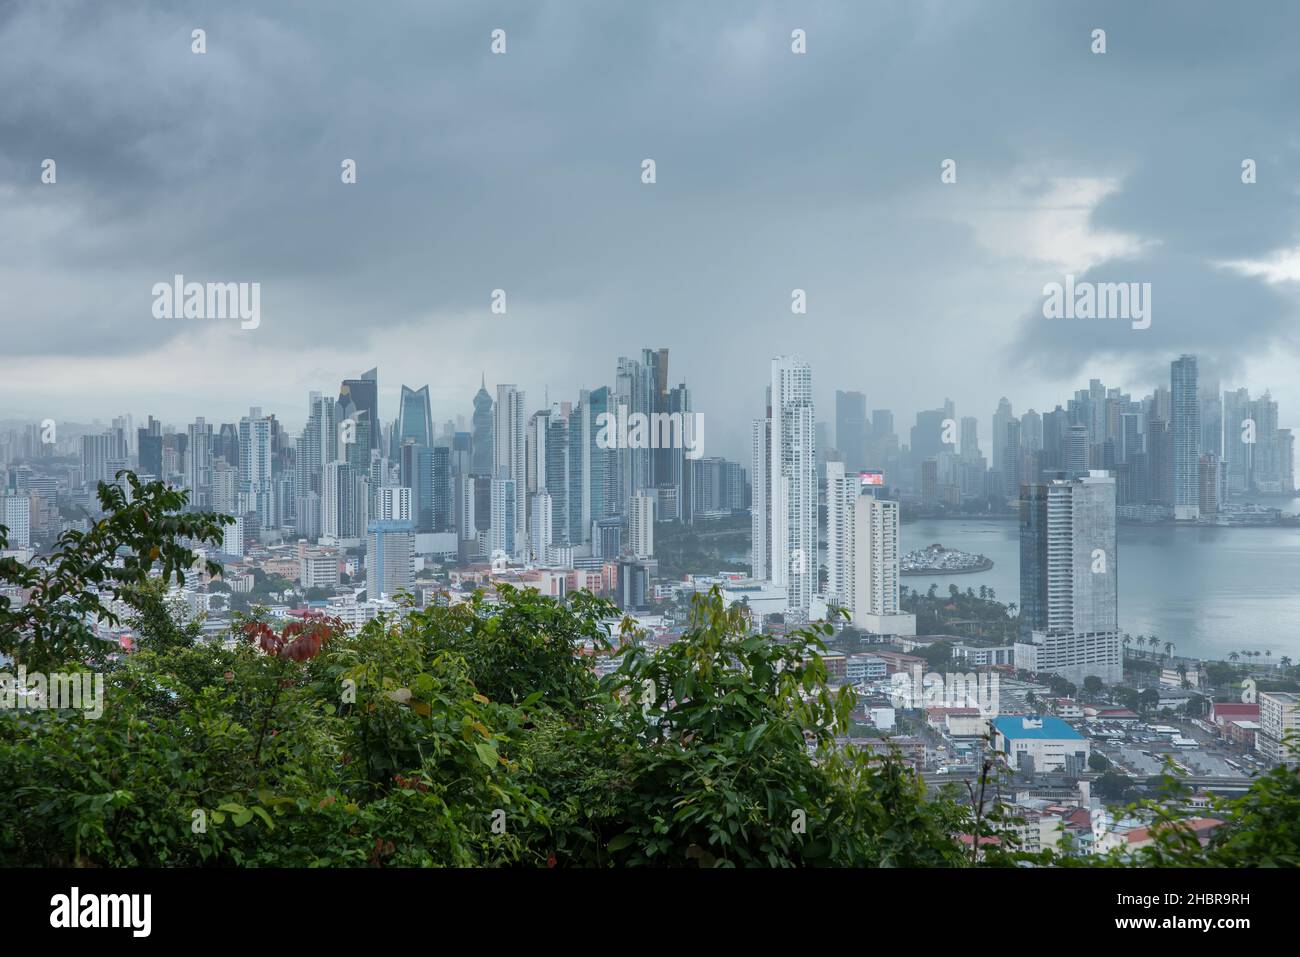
(396, 385), (433, 449)
(366, 519), (415, 601)
(1016, 472), (1121, 684)
(835, 390), (868, 472)
(766, 356), (817, 613)
(471, 375), (494, 476)
(339, 367), (379, 451)
(493, 385), (528, 557)
(824, 461), (858, 613)
(851, 493), (914, 635)
(1171, 355), (1200, 520)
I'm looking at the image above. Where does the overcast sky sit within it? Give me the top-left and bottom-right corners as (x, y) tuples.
(4, 0), (1300, 461)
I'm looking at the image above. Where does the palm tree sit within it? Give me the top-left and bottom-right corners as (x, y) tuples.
(1147, 635), (1161, 659)
(1229, 652), (1240, 664)
(1163, 641), (1175, 662)
(1282, 656), (1293, 670)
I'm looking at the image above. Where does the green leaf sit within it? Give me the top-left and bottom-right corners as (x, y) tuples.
(474, 741), (499, 768)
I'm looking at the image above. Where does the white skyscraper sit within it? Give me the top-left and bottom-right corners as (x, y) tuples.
(750, 415), (771, 582)
(851, 495), (914, 634)
(493, 385), (528, 558)
(824, 461), (858, 614)
(766, 356), (817, 613)
(628, 490), (655, 559)
(1, 495), (31, 550)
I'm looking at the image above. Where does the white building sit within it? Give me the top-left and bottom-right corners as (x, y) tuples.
(1258, 691), (1300, 767)
(752, 356), (817, 613)
(531, 490), (553, 563)
(221, 515), (245, 557)
(366, 520), (415, 602)
(851, 495), (915, 635)
(824, 461), (857, 615)
(1, 495), (31, 549)
(628, 490), (655, 559)
(376, 486), (412, 522)
(992, 715), (1090, 774)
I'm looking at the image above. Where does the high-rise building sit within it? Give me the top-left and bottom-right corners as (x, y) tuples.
(395, 385), (433, 449)
(835, 391), (868, 472)
(366, 519), (415, 601)
(851, 494), (914, 635)
(1171, 355), (1201, 520)
(1, 494), (31, 549)
(764, 356), (817, 613)
(824, 461), (857, 613)
(471, 375), (494, 476)
(1016, 472), (1121, 684)
(339, 368), (380, 451)
(493, 385), (528, 557)
(628, 490), (655, 559)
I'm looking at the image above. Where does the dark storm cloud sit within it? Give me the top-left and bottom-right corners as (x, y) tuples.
(2, 0), (1299, 451)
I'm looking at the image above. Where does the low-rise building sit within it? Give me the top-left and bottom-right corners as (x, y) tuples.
(991, 715), (1090, 775)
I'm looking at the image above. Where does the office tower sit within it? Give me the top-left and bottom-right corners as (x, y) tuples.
(851, 494), (914, 634)
(664, 379), (695, 523)
(1064, 424), (1089, 478)
(366, 519), (415, 600)
(1, 494), (31, 549)
(824, 461), (858, 613)
(1250, 392), (1281, 493)
(1198, 455), (1221, 516)
(1020, 409), (1043, 453)
(1119, 412), (1142, 465)
(750, 413), (771, 581)
(339, 368), (379, 451)
(1146, 419), (1173, 506)
(184, 417), (212, 505)
(493, 385), (528, 557)
(137, 427), (163, 480)
(911, 406), (951, 467)
(614, 354), (652, 512)
(395, 385), (433, 449)
(992, 398), (1013, 482)
(471, 375), (494, 475)
(959, 416), (980, 462)
(1016, 472), (1121, 684)
(320, 461), (350, 540)
(531, 490), (554, 562)
(766, 356), (817, 613)
(298, 392), (336, 499)
(377, 486), (412, 522)
(1199, 380), (1222, 462)
(1171, 355), (1201, 520)
(1281, 429), (1295, 494)
(529, 407), (570, 550)
(80, 433), (111, 489)
(1000, 418), (1021, 500)
(569, 386), (614, 544)
(628, 490), (655, 559)
(239, 408), (274, 529)
(835, 391), (868, 472)
(211, 458), (238, 515)
(1223, 388), (1251, 494)
(216, 422), (240, 470)
(488, 476), (516, 558)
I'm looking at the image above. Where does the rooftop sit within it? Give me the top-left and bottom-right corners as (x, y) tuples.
(991, 715), (1084, 742)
